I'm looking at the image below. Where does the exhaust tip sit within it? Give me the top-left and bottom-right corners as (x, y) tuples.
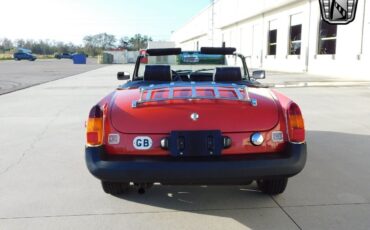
(138, 187), (146, 194)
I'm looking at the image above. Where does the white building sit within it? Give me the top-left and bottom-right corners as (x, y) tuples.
(171, 0), (370, 78)
(103, 50), (127, 64)
(102, 50), (139, 64)
(147, 41), (177, 64)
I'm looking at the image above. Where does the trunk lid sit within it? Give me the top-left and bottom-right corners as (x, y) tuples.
(110, 86), (279, 134)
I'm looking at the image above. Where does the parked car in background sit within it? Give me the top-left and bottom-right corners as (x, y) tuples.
(54, 53), (73, 59)
(13, 50), (37, 61)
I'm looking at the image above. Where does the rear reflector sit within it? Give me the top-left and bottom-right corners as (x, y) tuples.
(272, 131), (284, 142)
(87, 132), (99, 144)
(108, 134), (120, 145)
(287, 103), (305, 143)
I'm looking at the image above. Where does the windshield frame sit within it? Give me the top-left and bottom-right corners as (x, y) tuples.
(132, 51), (250, 81)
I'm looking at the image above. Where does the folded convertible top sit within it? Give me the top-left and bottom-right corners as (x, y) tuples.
(146, 48), (182, 56)
(145, 47), (237, 56)
(200, 47), (236, 55)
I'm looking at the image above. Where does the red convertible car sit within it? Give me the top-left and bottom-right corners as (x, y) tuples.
(85, 47), (306, 195)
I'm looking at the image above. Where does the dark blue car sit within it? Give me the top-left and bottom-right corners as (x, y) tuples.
(54, 53), (73, 59)
(13, 52), (37, 61)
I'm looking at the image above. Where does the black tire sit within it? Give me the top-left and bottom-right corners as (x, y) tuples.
(101, 181), (130, 195)
(257, 178), (288, 195)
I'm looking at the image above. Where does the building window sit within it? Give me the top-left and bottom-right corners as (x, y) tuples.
(268, 20), (277, 55)
(289, 14), (302, 55)
(318, 19), (337, 54)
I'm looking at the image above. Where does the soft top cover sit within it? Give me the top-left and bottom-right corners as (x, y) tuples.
(200, 47), (236, 55)
(146, 48), (182, 56)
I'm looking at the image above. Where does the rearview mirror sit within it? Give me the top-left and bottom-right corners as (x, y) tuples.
(117, 72), (130, 80)
(252, 70), (266, 80)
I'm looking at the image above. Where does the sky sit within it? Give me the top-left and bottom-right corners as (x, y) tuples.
(0, 0), (210, 45)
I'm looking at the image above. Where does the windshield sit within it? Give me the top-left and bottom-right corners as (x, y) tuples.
(137, 52), (248, 80)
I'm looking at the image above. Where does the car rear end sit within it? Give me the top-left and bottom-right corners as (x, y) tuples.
(86, 47), (307, 195)
(85, 84), (307, 194)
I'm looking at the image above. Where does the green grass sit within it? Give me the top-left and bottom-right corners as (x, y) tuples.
(0, 53), (13, 61)
(36, 55), (55, 59)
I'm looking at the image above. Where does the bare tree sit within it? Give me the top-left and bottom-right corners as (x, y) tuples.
(14, 39), (26, 48)
(83, 33), (117, 56)
(0, 38), (14, 52)
(129, 34), (152, 51)
(118, 36), (131, 49)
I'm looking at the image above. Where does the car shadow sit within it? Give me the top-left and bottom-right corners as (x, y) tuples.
(115, 183), (274, 229)
(111, 130), (370, 228)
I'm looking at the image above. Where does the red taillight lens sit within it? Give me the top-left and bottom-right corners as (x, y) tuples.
(86, 105), (104, 146)
(287, 103), (305, 143)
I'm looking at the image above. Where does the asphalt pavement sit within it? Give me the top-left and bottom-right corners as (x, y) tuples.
(1, 65), (370, 229)
(0, 58), (104, 95)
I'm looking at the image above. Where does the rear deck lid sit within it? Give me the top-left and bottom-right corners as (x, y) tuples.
(110, 85), (279, 134)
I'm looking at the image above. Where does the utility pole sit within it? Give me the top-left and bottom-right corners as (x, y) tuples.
(209, 0), (215, 46)
(360, 0), (367, 55)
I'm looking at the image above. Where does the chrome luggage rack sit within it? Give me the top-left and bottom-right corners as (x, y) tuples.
(131, 82), (258, 108)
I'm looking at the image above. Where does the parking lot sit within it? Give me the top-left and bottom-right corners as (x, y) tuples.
(0, 64), (370, 229)
(0, 58), (103, 95)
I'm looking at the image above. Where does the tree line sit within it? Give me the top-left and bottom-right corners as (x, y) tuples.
(0, 33), (153, 56)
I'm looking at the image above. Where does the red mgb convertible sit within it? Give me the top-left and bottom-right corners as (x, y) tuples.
(85, 47), (306, 195)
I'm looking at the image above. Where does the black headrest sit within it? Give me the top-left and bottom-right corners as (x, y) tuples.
(214, 67), (242, 82)
(144, 65), (172, 81)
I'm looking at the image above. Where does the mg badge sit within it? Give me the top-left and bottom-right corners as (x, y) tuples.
(190, 113), (199, 121)
(319, 0), (358, 25)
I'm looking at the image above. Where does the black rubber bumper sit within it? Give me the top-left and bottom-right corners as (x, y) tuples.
(85, 143), (307, 185)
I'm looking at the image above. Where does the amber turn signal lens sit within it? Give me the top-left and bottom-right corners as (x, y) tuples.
(86, 105), (104, 146)
(86, 118), (103, 146)
(287, 103), (305, 143)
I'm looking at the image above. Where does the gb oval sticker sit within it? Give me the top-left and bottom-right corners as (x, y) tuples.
(133, 136), (153, 150)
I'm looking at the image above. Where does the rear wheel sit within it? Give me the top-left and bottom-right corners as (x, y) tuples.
(257, 178), (288, 195)
(101, 181), (130, 195)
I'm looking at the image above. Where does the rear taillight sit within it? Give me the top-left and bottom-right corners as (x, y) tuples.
(287, 103), (305, 143)
(86, 105), (104, 146)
